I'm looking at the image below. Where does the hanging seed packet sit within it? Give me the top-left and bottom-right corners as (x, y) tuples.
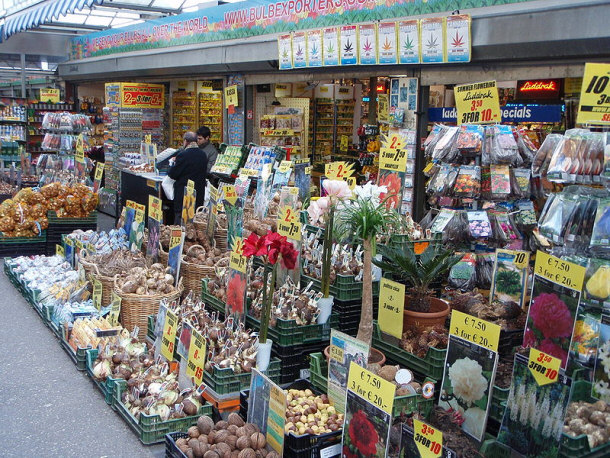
(570, 309), (600, 368)
(430, 208), (456, 234)
(512, 168), (531, 199)
(490, 249), (530, 309)
(294, 159), (311, 202)
(515, 200), (538, 230)
(456, 124), (483, 156)
(583, 258), (610, 306)
(490, 165), (511, 199)
(467, 210), (492, 239)
(491, 125), (519, 165)
(498, 353), (571, 458)
(592, 314), (610, 402)
(454, 165), (481, 199)
(590, 197), (610, 258)
(448, 253), (477, 291)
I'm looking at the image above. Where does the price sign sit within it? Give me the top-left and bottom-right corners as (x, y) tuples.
(144, 134), (152, 144)
(304, 166), (311, 175)
(378, 278), (405, 339)
(534, 251), (586, 291)
(278, 160), (293, 173)
(329, 344), (344, 362)
(379, 147), (408, 172)
(229, 236), (247, 273)
(577, 63), (610, 125)
(56, 244), (64, 258)
(148, 195), (163, 222)
(92, 277), (103, 310)
(346, 176), (356, 190)
(454, 80), (501, 125)
(225, 85), (239, 108)
(377, 94), (389, 122)
(75, 134), (85, 163)
(186, 329), (207, 386)
(528, 348), (561, 386)
(450, 309), (501, 352)
(94, 162), (104, 181)
(325, 161), (354, 180)
(186, 180), (195, 197)
(239, 168), (259, 178)
(277, 206), (301, 241)
(347, 362), (395, 415)
(267, 382), (287, 454)
(414, 419), (443, 458)
(161, 309), (178, 361)
(108, 292), (121, 326)
(262, 129), (295, 136)
(224, 185), (238, 206)
(340, 135), (349, 151)
(40, 88), (60, 103)
(74, 239), (84, 252)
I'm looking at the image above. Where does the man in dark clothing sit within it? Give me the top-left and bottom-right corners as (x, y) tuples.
(169, 131), (208, 224)
(196, 126), (218, 174)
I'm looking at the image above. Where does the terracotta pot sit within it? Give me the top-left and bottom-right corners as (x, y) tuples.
(403, 296), (450, 330)
(323, 345), (386, 366)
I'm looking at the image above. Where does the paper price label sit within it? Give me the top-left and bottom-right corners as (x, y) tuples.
(304, 166), (312, 175)
(340, 135), (349, 151)
(187, 329), (207, 386)
(186, 179), (195, 196)
(277, 206), (301, 241)
(450, 309), (501, 352)
(145, 134), (152, 144)
(161, 309), (178, 361)
(94, 162), (104, 181)
(325, 161), (354, 180)
(262, 129), (295, 136)
(378, 278), (405, 339)
(225, 85), (238, 108)
(92, 278), (103, 310)
(346, 176), (356, 190)
(224, 185), (238, 206)
(414, 419), (443, 458)
(577, 63), (610, 125)
(40, 88), (60, 103)
(56, 244), (64, 258)
(75, 135), (85, 163)
(74, 239), (84, 251)
(379, 147), (408, 172)
(329, 344), (344, 362)
(148, 195), (163, 222)
(455, 80), (501, 125)
(347, 362), (395, 415)
(229, 237), (247, 273)
(528, 348), (561, 386)
(239, 168), (259, 177)
(278, 160), (293, 173)
(108, 292), (121, 326)
(534, 250), (586, 291)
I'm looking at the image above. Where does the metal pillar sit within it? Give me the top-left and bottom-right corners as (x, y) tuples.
(20, 54), (26, 98)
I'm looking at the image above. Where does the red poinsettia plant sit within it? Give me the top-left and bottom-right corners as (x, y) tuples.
(243, 230), (298, 344)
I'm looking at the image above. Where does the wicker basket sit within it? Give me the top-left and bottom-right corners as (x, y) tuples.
(115, 277), (183, 340)
(79, 253), (116, 308)
(193, 206), (208, 233)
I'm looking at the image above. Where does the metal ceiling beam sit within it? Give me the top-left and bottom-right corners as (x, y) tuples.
(37, 21), (107, 30)
(99, 2), (179, 15)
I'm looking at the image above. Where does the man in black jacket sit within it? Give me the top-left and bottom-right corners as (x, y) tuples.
(168, 131), (208, 224)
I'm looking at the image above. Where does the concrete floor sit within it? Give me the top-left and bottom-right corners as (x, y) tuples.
(0, 212), (164, 457)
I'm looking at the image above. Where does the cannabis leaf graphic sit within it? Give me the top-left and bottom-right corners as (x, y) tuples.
(426, 34), (439, 50)
(363, 38), (372, 53)
(282, 49), (289, 59)
(451, 32), (465, 47)
(343, 38), (353, 53)
(311, 42), (319, 56)
(382, 37), (392, 51)
(296, 45), (303, 57)
(403, 35), (414, 52)
(326, 43), (335, 55)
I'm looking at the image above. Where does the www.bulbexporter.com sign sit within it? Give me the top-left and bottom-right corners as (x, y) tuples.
(70, 0), (536, 60)
(429, 105), (564, 123)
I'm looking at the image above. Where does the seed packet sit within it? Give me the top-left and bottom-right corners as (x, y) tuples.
(427, 164), (458, 196)
(419, 209), (435, 231)
(547, 129), (589, 182)
(480, 166), (491, 200)
(515, 200), (538, 230)
(467, 210), (492, 239)
(481, 126), (493, 166)
(531, 133), (563, 176)
(423, 124), (446, 157)
(432, 126), (460, 162)
(490, 165), (511, 200)
(592, 314), (610, 401)
(454, 165), (481, 198)
(511, 168), (531, 199)
(490, 249), (530, 309)
(443, 210), (470, 245)
(448, 252), (477, 291)
(491, 125), (519, 164)
(430, 208), (456, 234)
(456, 124), (483, 156)
(476, 253), (495, 289)
(516, 128), (537, 167)
(583, 258), (610, 305)
(590, 197), (610, 258)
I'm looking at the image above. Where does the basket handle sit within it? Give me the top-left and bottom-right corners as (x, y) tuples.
(186, 244), (204, 256)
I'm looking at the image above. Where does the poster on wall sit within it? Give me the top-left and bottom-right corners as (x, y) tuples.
(358, 24), (377, 65)
(278, 34), (292, 70)
(420, 17), (445, 63)
(377, 22), (398, 65)
(340, 25), (357, 66)
(306, 29), (323, 67)
(446, 14), (471, 62)
(398, 20), (420, 64)
(323, 27), (339, 66)
(292, 31), (307, 68)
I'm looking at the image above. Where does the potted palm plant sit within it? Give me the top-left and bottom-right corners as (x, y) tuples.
(373, 240), (462, 330)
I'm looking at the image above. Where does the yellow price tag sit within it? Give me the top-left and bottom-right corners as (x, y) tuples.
(413, 419), (443, 458)
(346, 176), (356, 190)
(92, 278), (103, 310)
(229, 237), (247, 273)
(108, 291), (121, 326)
(454, 80), (501, 125)
(148, 195), (163, 222)
(422, 162), (435, 175)
(169, 228), (183, 252)
(377, 94), (389, 122)
(134, 208), (145, 224)
(347, 362), (395, 415)
(379, 147), (408, 172)
(75, 134), (85, 163)
(267, 384), (287, 454)
(224, 85), (239, 108)
(186, 329), (207, 386)
(325, 161), (354, 180)
(74, 239), (84, 251)
(145, 134), (152, 144)
(94, 162), (104, 181)
(329, 345), (344, 362)
(278, 160), (293, 173)
(577, 63), (610, 125)
(277, 206), (301, 241)
(534, 250), (586, 291)
(56, 244), (64, 257)
(186, 179), (195, 196)
(528, 348), (561, 386)
(450, 310), (501, 352)
(125, 200), (136, 209)
(378, 278), (405, 339)
(224, 185), (238, 206)
(304, 166), (311, 175)
(161, 309), (178, 361)
(340, 135), (349, 151)
(239, 168), (259, 177)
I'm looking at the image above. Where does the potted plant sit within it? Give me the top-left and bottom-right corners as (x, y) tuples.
(242, 230), (298, 371)
(306, 179), (352, 323)
(373, 240), (462, 330)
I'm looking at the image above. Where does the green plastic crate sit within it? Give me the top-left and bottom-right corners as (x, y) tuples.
(201, 279), (226, 316)
(203, 358), (281, 395)
(301, 273), (380, 301)
(479, 439), (513, 458)
(489, 385), (509, 423)
(559, 380), (610, 457)
(308, 352), (435, 419)
(48, 210), (98, 225)
(41, 303), (54, 327)
(114, 379), (213, 444)
(147, 315), (156, 342)
(372, 321), (447, 381)
(245, 313), (338, 347)
(85, 348), (123, 407)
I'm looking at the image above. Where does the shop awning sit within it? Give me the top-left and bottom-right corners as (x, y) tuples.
(2, 0), (105, 41)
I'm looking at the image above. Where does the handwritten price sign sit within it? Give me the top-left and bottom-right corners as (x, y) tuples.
(414, 419), (443, 458)
(224, 185), (238, 206)
(56, 244), (65, 258)
(92, 278), (103, 310)
(379, 147), (408, 172)
(528, 348), (560, 386)
(277, 206), (301, 241)
(378, 278), (405, 339)
(161, 309), (178, 361)
(229, 237), (247, 273)
(450, 310), (501, 352)
(278, 160), (293, 173)
(535, 251), (586, 291)
(455, 80), (501, 125)
(108, 291), (121, 327)
(187, 329), (207, 385)
(347, 362), (395, 415)
(325, 161), (354, 180)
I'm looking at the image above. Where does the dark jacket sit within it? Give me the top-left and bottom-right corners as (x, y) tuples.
(201, 142), (218, 174)
(168, 145), (208, 211)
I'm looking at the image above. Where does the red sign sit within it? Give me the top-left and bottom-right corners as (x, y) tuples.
(517, 79), (561, 100)
(120, 83), (164, 108)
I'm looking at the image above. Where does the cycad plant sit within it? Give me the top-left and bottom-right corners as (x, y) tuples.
(374, 240), (461, 313)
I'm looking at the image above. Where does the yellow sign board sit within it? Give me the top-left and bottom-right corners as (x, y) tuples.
(577, 63), (610, 125)
(108, 292), (121, 327)
(414, 419), (443, 458)
(225, 85), (238, 108)
(325, 161), (354, 180)
(454, 80), (501, 125)
(148, 195), (163, 222)
(56, 244), (65, 258)
(186, 329), (207, 386)
(278, 160), (293, 173)
(377, 94), (389, 123)
(75, 134), (85, 163)
(223, 185), (238, 206)
(229, 237), (247, 273)
(161, 309), (178, 361)
(92, 278), (103, 310)
(40, 88), (60, 103)
(450, 309), (501, 353)
(379, 147), (408, 172)
(277, 206), (301, 241)
(347, 362), (395, 415)
(528, 348), (561, 386)
(534, 250), (586, 291)
(378, 278), (405, 339)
